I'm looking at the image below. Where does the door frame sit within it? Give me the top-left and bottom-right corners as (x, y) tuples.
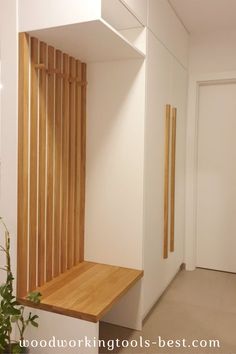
(185, 71), (236, 270)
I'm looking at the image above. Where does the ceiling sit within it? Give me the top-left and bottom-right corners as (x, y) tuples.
(169, 0), (236, 34)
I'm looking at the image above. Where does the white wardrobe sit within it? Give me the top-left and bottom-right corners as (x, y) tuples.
(144, 27), (188, 316)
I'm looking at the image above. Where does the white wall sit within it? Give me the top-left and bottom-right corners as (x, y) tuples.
(19, 0), (101, 32)
(85, 59), (145, 271)
(189, 29), (236, 74)
(0, 0), (18, 280)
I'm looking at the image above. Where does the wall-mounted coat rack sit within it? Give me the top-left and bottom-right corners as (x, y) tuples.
(34, 63), (88, 85)
(17, 33), (87, 297)
(163, 104), (177, 259)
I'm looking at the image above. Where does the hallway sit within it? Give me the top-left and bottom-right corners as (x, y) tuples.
(100, 269), (236, 353)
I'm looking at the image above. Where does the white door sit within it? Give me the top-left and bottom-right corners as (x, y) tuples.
(197, 82), (236, 272)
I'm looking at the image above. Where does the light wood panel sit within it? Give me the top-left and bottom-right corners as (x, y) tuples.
(79, 63), (87, 262)
(61, 53), (69, 273)
(74, 60), (82, 263)
(29, 37), (39, 292)
(38, 41), (47, 286)
(163, 104), (171, 259)
(54, 50), (63, 277)
(68, 57), (76, 268)
(46, 46), (55, 282)
(170, 107), (177, 252)
(17, 262), (144, 322)
(17, 34), (87, 295)
(17, 33), (29, 297)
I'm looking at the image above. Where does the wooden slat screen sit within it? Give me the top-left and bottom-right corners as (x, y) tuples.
(17, 33), (87, 297)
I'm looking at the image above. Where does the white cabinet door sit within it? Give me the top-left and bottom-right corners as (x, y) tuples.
(148, 0), (189, 69)
(120, 0), (147, 25)
(171, 58), (188, 264)
(143, 30), (188, 317)
(143, 30), (173, 316)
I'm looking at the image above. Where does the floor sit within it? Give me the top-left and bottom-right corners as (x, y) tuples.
(99, 269), (236, 354)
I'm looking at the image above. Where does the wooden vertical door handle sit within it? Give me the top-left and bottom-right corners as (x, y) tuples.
(164, 104), (171, 259)
(170, 107), (177, 252)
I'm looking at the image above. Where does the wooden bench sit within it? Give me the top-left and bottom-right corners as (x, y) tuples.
(18, 261), (143, 323)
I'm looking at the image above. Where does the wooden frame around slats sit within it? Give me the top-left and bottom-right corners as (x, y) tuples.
(17, 33), (30, 297)
(163, 104), (171, 259)
(170, 107), (177, 252)
(17, 34), (87, 296)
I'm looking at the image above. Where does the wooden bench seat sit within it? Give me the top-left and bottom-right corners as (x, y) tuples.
(17, 261), (143, 323)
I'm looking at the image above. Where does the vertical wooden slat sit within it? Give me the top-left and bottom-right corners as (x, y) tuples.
(170, 107), (177, 252)
(17, 33), (29, 297)
(61, 54), (70, 272)
(74, 60), (82, 264)
(67, 57), (76, 268)
(79, 63), (87, 262)
(46, 46), (55, 281)
(164, 104), (171, 259)
(29, 37), (39, 291)
(53, 50), (62, 277)
(38, 42), (47, 286)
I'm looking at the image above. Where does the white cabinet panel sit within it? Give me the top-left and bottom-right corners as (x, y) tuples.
(171, 58), (188, 271)
(27, 309), (99, 354)
(148, 0), (189, 68)
(102, 0), (142, 30)
(120, 0), (147, 26)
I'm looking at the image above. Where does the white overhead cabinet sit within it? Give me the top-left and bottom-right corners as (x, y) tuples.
(19, 0), (146, 61)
